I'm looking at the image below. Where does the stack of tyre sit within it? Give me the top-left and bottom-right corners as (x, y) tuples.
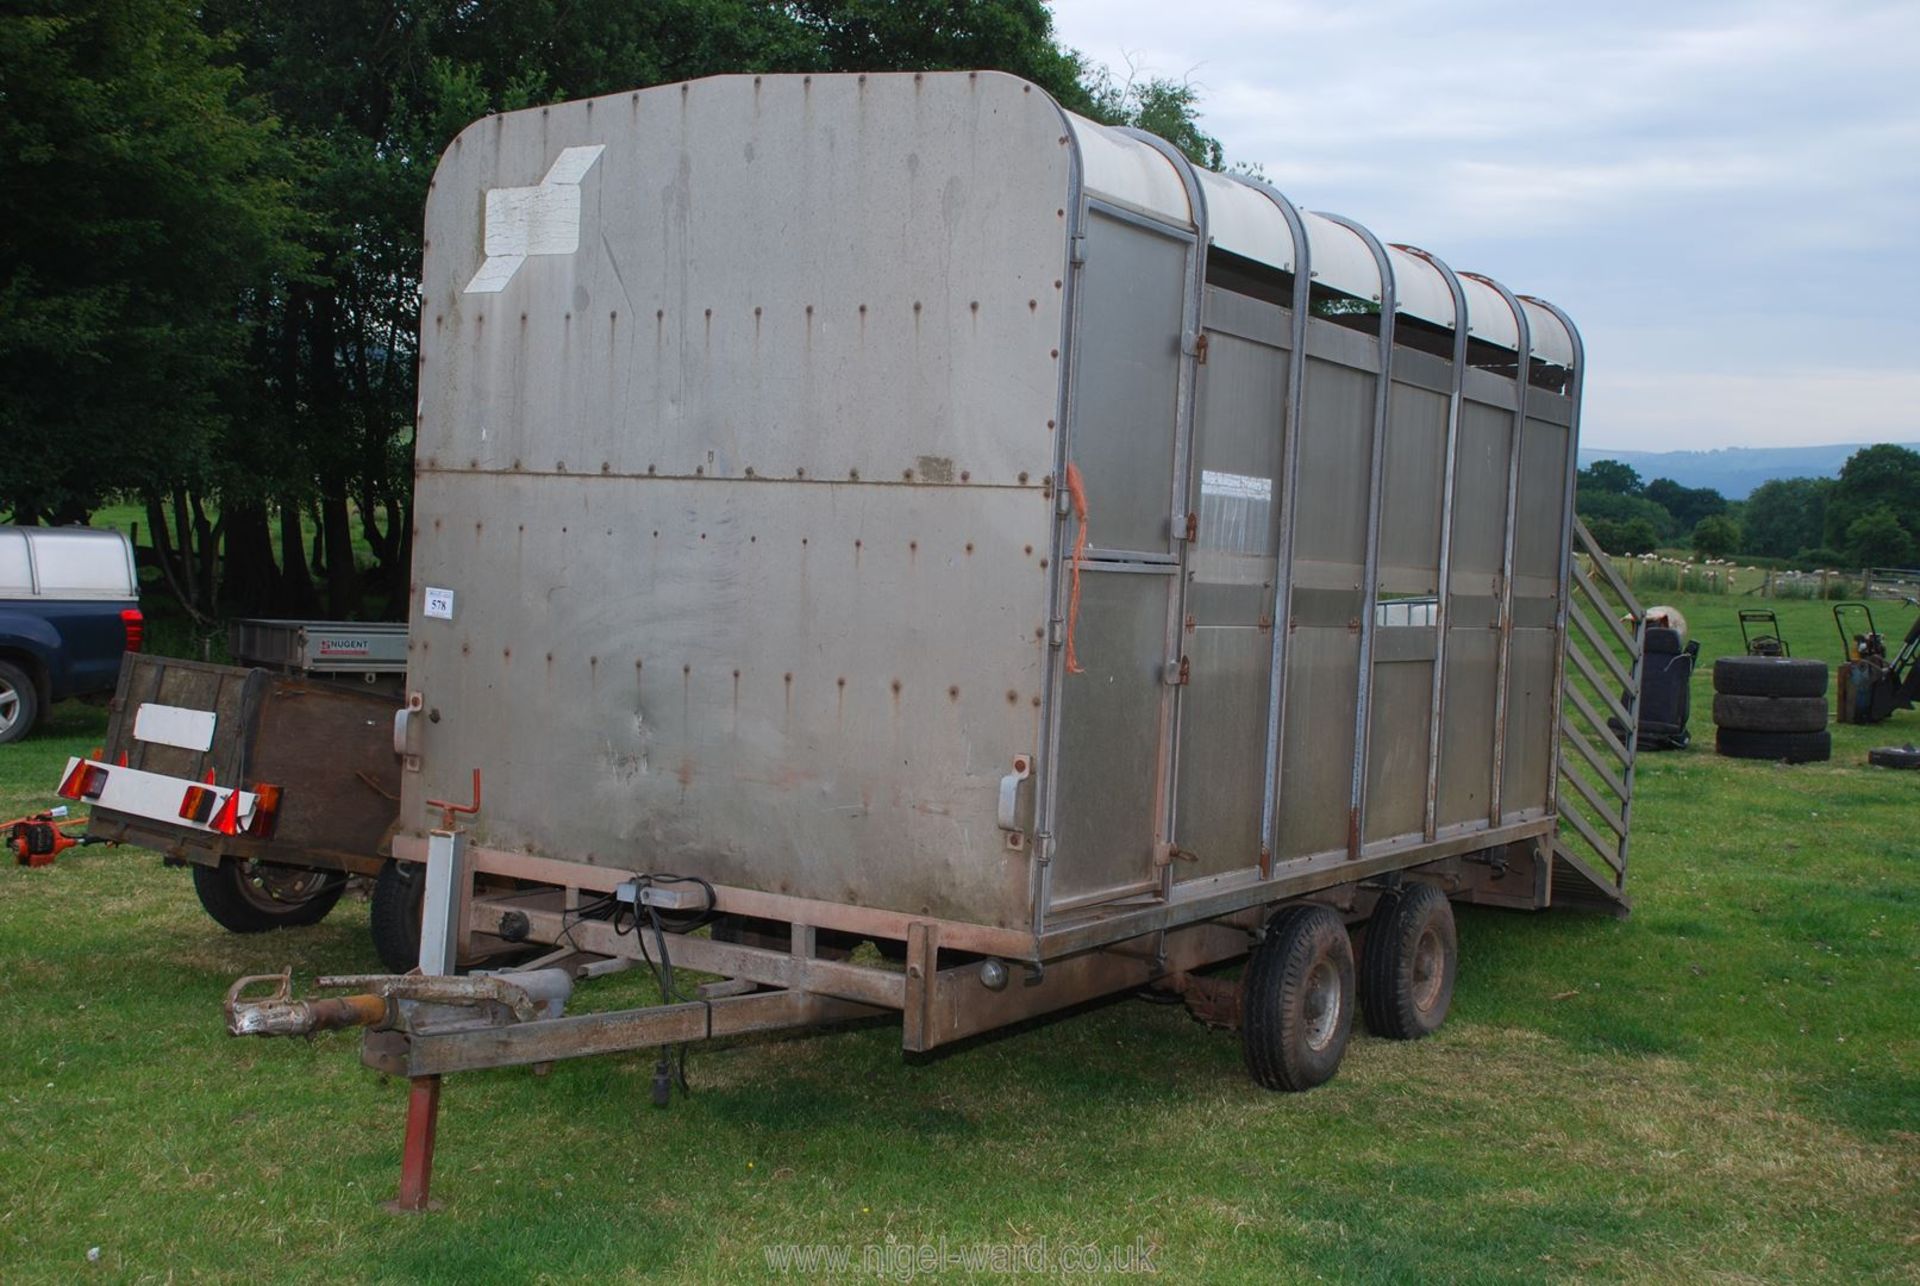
(1711, 656), (1831, 763)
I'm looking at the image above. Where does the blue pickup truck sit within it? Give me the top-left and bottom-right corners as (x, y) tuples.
(0, 525), (143, 743)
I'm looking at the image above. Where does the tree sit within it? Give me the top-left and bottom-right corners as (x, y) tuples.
(1842, 506), (1917, 569)
(1742, 477), (1830, 560)
(1692, 514), (1740, 559)
(1825, 444), (1920, 552)
(1578, 459), (1643, 496)
(1646, 478), (1726, 533)
(1588, 516), (1659, 556)
(0, 0), (304, 541)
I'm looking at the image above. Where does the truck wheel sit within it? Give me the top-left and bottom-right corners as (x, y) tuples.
(1711, 656), (1827, 699)
(1360, 882), (1457, 1040)
(371, 861), (424, 973)
(0, 659), (40, 744)
(1710, 693), (1828, 733)
(191, 859), (346, 933)
(1714, 727), (1833, 764)
(1242, 904), (1355, 1092)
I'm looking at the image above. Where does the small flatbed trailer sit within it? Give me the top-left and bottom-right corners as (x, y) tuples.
(59, 621), (425, 967)
(224, 72), (1645, 1211)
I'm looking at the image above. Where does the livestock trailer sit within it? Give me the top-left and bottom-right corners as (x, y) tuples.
(223, 71), (1649, 1209)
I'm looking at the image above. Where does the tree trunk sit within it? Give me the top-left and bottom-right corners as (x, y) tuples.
(320, 492), (359, 618)
(145, 491), (211, 625)
(276, 499), (318, 615)
(221, 501), (278, 613)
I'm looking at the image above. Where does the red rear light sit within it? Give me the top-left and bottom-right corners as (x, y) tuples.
(120, 609), (144, 653)
(58, 761), (109, 801)
(245, 784), (282, 840)
(178, 785), (217, 823)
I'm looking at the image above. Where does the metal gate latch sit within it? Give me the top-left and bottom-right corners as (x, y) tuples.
(997, 754), (1033, 850)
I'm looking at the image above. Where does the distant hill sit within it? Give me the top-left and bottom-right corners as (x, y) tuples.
(1576, 444), (1920, 499)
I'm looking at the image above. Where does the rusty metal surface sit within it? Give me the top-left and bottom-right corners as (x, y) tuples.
(409, 73), (1070, 931)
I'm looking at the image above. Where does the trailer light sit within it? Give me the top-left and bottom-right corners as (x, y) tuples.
(210, 789), (244, 836)
(121, 608), (144, 653)
(178, 785), (218, 824)
(57, 761), (109, 801)
(244, 784), (282, 840)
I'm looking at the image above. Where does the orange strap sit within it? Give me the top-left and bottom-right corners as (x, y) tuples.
(1064, 462), (1090, 675)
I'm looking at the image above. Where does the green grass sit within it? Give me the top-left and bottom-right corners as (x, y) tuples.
(1, 593), (1916, 1281)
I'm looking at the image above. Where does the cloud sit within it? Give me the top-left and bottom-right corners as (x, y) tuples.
(1049, 0), (1920, 450)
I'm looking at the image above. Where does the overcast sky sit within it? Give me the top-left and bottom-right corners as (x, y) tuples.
(1050, 0), (1919, 452)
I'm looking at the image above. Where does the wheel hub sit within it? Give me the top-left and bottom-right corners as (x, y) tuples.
(1301, 958), (1343, 1051)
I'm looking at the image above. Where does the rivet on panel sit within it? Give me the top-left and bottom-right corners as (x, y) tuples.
(1031, 695), (1041, 708)
(1040, 558), (1049, 569)
(1023, 544), (1033, 556)
(948, 685), (960, 701)
(796, 467), (806, 478)
(891, 679), (902, 695)
(1018, 472), (1030, 484)
(849, 468), (861, 481)
(601, 462), (611, 473)
(903, 469), (914, 481)
(1006, 689), (1019, 704)
(965, 542), (974, 554)
(745, 466), (756, 477)
(960, 470), (971, 482)
(837, 677), (847, 688)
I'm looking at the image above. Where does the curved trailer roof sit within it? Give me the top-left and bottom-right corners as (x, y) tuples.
(1063, 114), (1578, 369)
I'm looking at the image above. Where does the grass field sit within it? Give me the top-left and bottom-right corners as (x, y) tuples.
(1, 592), (1915, 1281)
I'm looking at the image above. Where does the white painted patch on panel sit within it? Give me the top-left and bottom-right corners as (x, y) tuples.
(132, 703), (217, 752)
(464, 144), (605, 294)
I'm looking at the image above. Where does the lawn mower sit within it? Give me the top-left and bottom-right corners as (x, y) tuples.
(1738, 608), (1790, 657)
(1833, 599), (1920, 724)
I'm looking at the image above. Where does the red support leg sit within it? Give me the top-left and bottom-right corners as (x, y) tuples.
(388, 1075), (442, 1212)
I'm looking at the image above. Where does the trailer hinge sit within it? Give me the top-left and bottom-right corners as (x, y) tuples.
(1069, 234), (1087, 266)
(1164, 654), (1190, 686)
(1184, 511), (1199, 542)
(1056, 485), (1073, 517)
(1048, 616), (1065, 648)
(1194, 332), (1209, 365)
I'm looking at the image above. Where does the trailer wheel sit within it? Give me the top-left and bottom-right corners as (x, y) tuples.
(1360, 882), (1457, 1040)
(1241, 904), (1355, 1092)
(191, 859), (346, 934)
(371, 861), (424, 972)
(0, 658), (40, 744)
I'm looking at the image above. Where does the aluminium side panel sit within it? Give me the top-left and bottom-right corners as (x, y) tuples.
(1172, 286), (1289, 880)
(406, 74), (1069, 931)
(1275, 319), (1380, 860)
(1500, 392), (1577, 817)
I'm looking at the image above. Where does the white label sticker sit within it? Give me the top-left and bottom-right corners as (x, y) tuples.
(424, 587), (455, 620)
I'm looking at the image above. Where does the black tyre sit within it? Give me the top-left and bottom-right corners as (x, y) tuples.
(1242, 904), (1355, 1092)
(0, 658), (41, 744)
(1867, 744), (1920, 770)
(1712, 656), (1827, 699)
(371, 860), (424, 973)
(1715, 727), (1832, 764)
(1360, 882), (1457, 1040)
(192, 859), (346, 933)
(1710, 693), (1829, 734)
